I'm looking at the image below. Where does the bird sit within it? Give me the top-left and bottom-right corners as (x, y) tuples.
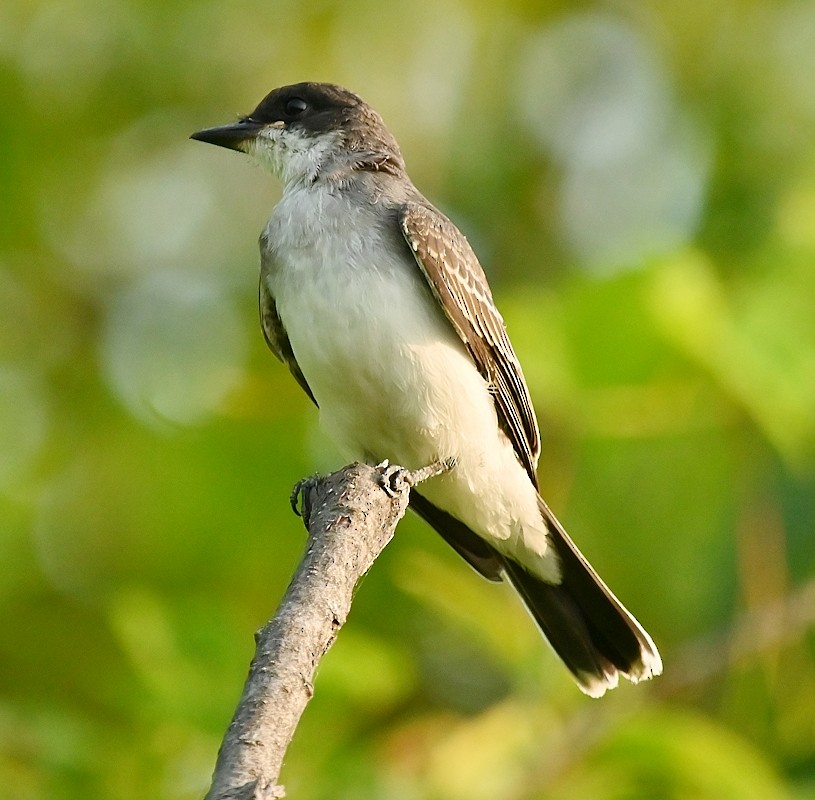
(191, 82), (662, 696)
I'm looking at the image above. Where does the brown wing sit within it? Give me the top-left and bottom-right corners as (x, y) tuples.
(259, 276), (317, 406)
(399, 201), (540, 484)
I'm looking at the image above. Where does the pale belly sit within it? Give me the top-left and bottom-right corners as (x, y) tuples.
(274, 252), (475, 468)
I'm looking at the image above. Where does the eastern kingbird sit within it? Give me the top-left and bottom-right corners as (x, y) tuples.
(191, 82), (662, 696)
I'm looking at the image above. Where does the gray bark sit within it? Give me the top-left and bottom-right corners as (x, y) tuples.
(204, 462), (412, 800)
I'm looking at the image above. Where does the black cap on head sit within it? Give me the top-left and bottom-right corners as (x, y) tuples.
(250, 83), (403, 161)
(248, 83), (360, 128)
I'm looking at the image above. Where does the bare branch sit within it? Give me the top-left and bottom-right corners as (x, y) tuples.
(204, 462), (412, 800)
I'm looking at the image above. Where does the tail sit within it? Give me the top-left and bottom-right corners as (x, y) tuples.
(503, 497), (662, 697)
(409, 490), (662, 697)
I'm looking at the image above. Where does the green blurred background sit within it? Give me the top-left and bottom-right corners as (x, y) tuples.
(2, 0), (815, 797)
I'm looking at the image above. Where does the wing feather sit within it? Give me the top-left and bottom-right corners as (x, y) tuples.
(399, 201), (540, 484)
(259, 275), (317, 406)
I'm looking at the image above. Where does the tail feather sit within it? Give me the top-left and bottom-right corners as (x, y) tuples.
(502, 560), (621, 696)
(409, 492), (662, 697)
(504, 497), (662, 697)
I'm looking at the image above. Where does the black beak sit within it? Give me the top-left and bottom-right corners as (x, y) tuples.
(190, 119), (264, 152)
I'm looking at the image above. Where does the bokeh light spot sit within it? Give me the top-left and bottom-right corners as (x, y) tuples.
(100, 271), (248, 428)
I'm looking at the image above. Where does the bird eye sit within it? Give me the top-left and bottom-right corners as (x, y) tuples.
(284, 97), (308, 117)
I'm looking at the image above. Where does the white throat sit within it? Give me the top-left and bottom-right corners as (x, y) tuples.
(246, 127), (344, 187)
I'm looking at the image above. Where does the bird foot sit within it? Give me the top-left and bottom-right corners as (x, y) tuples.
(290, 474), (320, 518)
(375, 457), (457, 497)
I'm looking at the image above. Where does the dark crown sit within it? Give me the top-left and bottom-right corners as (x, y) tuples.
(247, 82), (404, 168)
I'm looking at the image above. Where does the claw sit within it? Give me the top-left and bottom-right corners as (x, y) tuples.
(291, 474), (319, 518)
(378, 462), (410, 497)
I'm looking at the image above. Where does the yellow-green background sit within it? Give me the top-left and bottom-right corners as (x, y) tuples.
(2, 1), (814, 798)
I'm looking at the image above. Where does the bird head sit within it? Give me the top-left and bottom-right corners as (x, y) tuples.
(191, 82), (405, 186)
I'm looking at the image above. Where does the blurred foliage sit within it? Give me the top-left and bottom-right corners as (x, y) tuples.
(1, 0), (815, 797)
